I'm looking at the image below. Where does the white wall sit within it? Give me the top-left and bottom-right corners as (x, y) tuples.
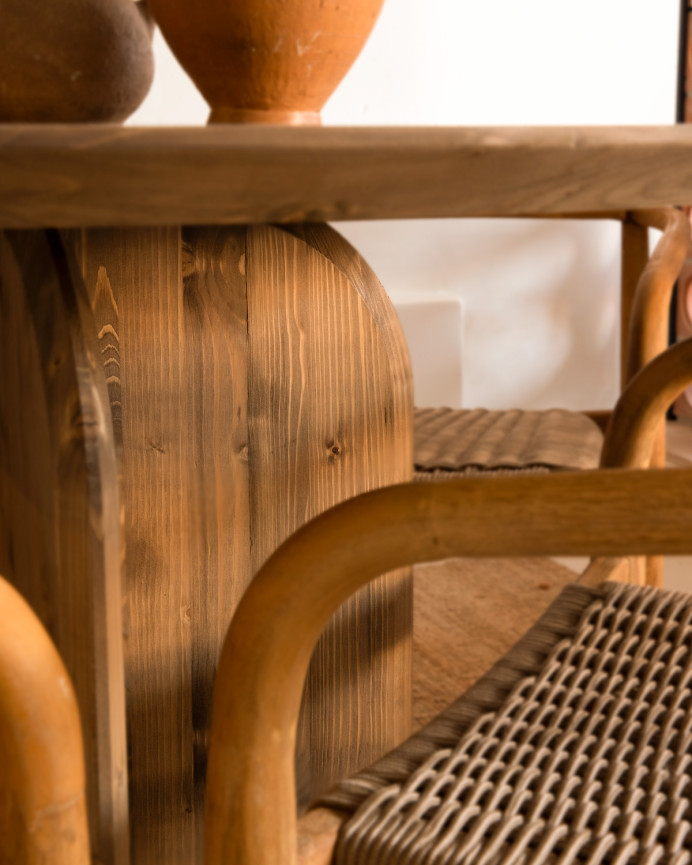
(130, 0), (680, 410)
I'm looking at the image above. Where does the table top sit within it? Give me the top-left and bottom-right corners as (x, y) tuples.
(2, 124), (692, 228)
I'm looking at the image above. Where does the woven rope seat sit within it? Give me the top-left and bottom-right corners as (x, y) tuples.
(414, 408), (604, 480)
(319, 580), (692, 865)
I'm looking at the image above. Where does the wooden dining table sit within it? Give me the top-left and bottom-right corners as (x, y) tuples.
(1, 123), (692, 865)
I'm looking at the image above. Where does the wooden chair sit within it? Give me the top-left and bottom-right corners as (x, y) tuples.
(5, 338), (692, 865)
(412, 209), (686, 473)
(204, 336), (692, 865)
(413, 207), (689, 591)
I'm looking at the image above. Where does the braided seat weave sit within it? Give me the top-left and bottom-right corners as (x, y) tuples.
(414, 408), (603, 479)
(321, 581), (692, 865)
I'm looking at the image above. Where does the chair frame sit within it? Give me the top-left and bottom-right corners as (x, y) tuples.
(204, 331), (692, 865)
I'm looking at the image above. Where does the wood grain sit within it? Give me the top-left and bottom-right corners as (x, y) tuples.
(246, 224), (413, 806)
(603, 339), (692, 471)
(617, 218), (650, 585)
(68, 226), (250, 865)
(64, 223), (412, 863)
(0, 0), (153, 123)
(626, 209), (690, 381)
(3, 125), (692, 228)
(620, 218), (649, 387)
(619, 209), (690, 586)
(0, 230), (128, 865)
(205, 467), (692, 865)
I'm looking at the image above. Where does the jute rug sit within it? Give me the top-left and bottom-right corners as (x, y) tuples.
(412, 556), (577, 729)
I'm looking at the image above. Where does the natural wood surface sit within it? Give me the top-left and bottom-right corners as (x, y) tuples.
(4, 125), (692, 228)
(626, 209), (689, 383)
(205, 468), (692, 865)
(67, 226), (250, 864)
(620, 218), (649, 386)
(59, 223), (412, 864)
(579, 556), (633, 588)
(295, 807), (346, 865)
(620, 208), (690, 585)
(618, 219), (650, 585)
(602, 338), (692, 471)
(0, 230), (128, 865)
(0, 575), (90, 865)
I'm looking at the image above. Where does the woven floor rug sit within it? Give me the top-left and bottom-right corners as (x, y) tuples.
(412, 556), (576, 729)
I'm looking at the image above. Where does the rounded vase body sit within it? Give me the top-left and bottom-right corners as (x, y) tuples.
(0, 0), (154, 122)
(148, 0), (385, 123)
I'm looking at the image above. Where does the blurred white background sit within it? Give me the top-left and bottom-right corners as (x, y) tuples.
(130, 0), (681, 411)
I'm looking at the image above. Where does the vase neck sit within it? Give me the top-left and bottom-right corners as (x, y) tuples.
(208, 107), (322, 125)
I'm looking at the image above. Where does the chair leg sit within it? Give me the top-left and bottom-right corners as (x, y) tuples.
(620, 210), (690, 587)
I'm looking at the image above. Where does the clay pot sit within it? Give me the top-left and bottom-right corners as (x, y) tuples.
(0, 0), (154, 122)
(147, 0), (385, 124)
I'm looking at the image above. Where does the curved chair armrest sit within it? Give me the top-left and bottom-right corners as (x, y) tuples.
(0, 576), (89, 865)
(205, 467), (692, 865)
(585, 336), (692, 589)
(601, 337), (692, 469)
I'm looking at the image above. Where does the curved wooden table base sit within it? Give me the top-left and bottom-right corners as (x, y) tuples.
(0, 224), (413, 865)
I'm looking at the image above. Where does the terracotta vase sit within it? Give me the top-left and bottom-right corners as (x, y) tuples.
(0, 0), (154, 122)
(147, 0), (385, 124)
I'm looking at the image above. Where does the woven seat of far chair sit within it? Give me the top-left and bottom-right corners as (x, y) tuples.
(410, 207), (691, 487)
(414, 407), (604, 479)
(319, 579), (692, 864)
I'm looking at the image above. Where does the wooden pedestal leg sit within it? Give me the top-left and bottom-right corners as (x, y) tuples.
(65, 223), (412, 864)
(0, 230), (128, 865)
(245, 224), (413, 806)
